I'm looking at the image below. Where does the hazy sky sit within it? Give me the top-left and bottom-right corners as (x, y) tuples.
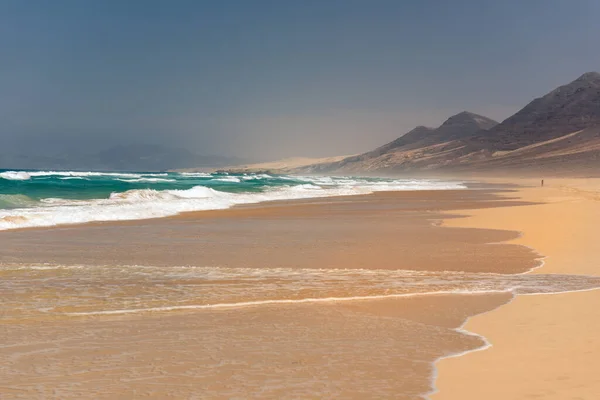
(1, 0), (600, 160)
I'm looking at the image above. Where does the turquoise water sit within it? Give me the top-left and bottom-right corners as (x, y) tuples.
(0, 171), (287, 205)
(0, 169), (466, 230)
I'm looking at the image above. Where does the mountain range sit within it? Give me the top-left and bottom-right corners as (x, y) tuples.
(295, 71), (600, 176)
(3, 72), (600, 175)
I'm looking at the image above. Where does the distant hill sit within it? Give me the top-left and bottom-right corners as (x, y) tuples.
(299, 111), (498, 173)
(0, 144), (247, 172)
(297, 72), (600, 176)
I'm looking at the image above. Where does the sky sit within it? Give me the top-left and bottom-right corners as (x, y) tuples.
(1, 0), (600, 161)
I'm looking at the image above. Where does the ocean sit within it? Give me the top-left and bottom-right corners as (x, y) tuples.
(0, 169), (465, 230)
(2, 171), (600, 398)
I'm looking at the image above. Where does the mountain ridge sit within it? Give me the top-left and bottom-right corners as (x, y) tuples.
(296, 111), (499, 173)
(470, 71), (600, 151)
(295, 71), (600, 175)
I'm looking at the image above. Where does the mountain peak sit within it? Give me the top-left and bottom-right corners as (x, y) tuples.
(479, 71), (600, 151)
(574, 71), (600, 83)
(409, 125), (435, 134)
(551, 71), (600, 95)
(362, 125), (435, 158)
(440, 111), (498, 130)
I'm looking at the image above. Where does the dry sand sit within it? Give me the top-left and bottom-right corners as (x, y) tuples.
(177, 155), (352, 173)
(433, 178), (600, 399)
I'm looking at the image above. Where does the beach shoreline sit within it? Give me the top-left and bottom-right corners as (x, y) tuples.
(2, 179), (598, 398)
(433, 178), (600, 399)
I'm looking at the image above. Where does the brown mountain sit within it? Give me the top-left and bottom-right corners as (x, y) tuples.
(473, 71), (600, 151)
(298, 72), (600, 175)
(301, 111), (498, 173)
(370, 112), (497, 155)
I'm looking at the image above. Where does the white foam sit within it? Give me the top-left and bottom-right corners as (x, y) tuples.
(64, 289), (511, 316)
(0, 171), (32, 181)
(211, 176), (241, 183)
(241, 174), (273, 180)
(0, 176), (466, 230)
(117, 178), (177, 183)
(1, 170), (171, 179)
(179, 172), (212, 177)
(28, 171), (145, 178)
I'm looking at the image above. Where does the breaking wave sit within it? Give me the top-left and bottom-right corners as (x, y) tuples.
(0, 170), (466, 230)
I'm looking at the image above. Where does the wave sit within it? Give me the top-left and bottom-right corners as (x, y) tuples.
(0, 170), (171, 180)
(116, 178), (177, 183)
(179, 172), (212, 177)
(30, 171), (170, 178)
(241, 173), (273, 180)
(8, 260), (600, 319)
(0, 171), (32, 181)
(0, 175), (466, 230)
(0, 194), (38, 209)
(64, 289), (514, 316)
(24, 264), (597, 316)
(210, 176), (241, 183)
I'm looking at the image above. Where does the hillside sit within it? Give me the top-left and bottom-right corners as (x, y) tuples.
(298, 72), (600, 175)
(477, 71), (600, 151)
(299, 111), (498, 173)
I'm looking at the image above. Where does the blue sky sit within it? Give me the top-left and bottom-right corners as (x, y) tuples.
(1, 0), (599, 159)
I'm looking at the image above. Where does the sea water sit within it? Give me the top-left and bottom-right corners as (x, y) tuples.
(0, 169), (465, 230)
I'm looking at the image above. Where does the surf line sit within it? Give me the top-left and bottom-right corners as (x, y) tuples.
(64, 289), (514, 316)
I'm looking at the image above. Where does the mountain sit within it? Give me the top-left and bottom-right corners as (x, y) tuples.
(473, 71), (600, 151)
(300, 111), (498, 173)
(0, 144), (247, 172)
(368, 112), (497, 156)
(422, 111), (498, 143)
(368, 126), (435, 155)
(298, 72), (600, 175)
(459, 124), (600, 174)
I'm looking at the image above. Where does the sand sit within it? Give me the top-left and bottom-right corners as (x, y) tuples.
(1, 188), (544, 399)
(176, 155), (352, 173)
(0, 190), (538, 272)
(433, 178), (600, 399)
(2, 182), (599, 398)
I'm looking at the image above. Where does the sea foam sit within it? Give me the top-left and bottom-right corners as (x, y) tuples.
(0, 172), (466, 230)
(0, 171), (32, 181)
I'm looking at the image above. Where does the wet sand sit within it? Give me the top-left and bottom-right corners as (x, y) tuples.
(0, 186), (596, 398)
(434, 179), (600, 399)
(0, 190), (537, 272)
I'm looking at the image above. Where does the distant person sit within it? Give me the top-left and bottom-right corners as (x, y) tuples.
(541, 179), (544, 187)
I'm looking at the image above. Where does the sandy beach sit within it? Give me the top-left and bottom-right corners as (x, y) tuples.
(1, 182), (599, 398)
(434, 178), (600, 399)
(3, 2), (600, 398)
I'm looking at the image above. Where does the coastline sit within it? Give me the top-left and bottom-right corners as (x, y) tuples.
(433, 178), (600, 399)
(1, 185), (543, 399)
(2, 180), (598, 398)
